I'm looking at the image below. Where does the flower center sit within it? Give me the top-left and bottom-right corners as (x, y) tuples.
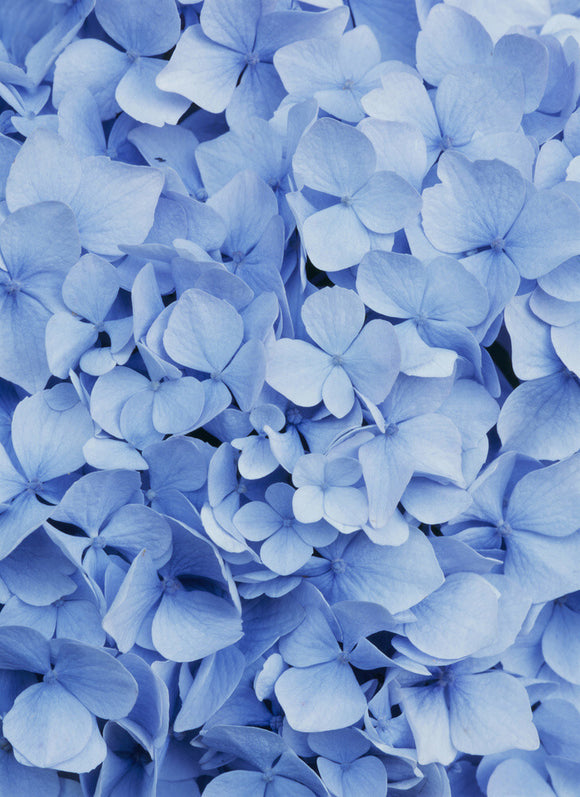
(491, 237), (505, 252)
(43, 668), (58, 684)
(331, 558), (346, 574)
(4, 279), (20, 295)
(162, 577), (181, 594)
(287, 408), (302, 425)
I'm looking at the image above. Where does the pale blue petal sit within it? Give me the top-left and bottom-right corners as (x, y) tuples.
(0, 530), (76, 605)
(156, 26), (244, 112)
(152, 377), (204, 434)
(0, 287), (52, 393)
(53, 39), (129, 120)
(507, 453), (580, 537)
(90, 366), (149, 438)
(349, 0), (419, 64)
(449, 671), (539, 755)
(5, 130), (81, 211)
(505, 189), (580, 278)
(12, 387), (92, 482)
(0, 625), (50, 671)
(201, 771), (267, 797)
(302, 203), (371, 272)
(342, 319), (400, 403)
(498, 371), (580, 460)
(487, 759), (555, 797)
(399, 684), (456, 765)
(101, 504), (172, 564)
(362, 72), (440, 160)
(3, 682), (93, 770)
(116, 57), (190, 126)
(422, 153), (526, 252)
(174, 646), (245, 732)
(353, 170), (421, 234)
(96, 0), (181, 56)
(416, 4), (492, 85)
(302, 286), (364, 355)
(201, 0), (261, 53)
(222, 339), (266, 412)
(435, 66), (524, 142)
(0, 201), (80, 304)
(275, 659), (366, 733)
(494, 33), (549, 113)
(152, 589), (242, 662)
(504, 294), (561, 380)
(316, 528), (443, 613)
(102, 550), (162, 653)
(164, 288), (244, 372)
(71, 156), (164, 256)
(358, 118), (428, 191)
(234, 500), (281, 541)
(542, 602), (580, 684)
(62, 253), (119, 324)
(51, 639), (137, 719)
(57, 89), (107, 158)
(404, 573), (499, 659)
(266, 339), (330, 407)
(260, 528), (312, 575)
(0, 748), (60, 797)
(505, 528), (580, 602)
(293, 117), (375, 196)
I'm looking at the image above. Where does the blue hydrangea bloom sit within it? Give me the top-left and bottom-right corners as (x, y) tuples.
(0, 0), (579, 791)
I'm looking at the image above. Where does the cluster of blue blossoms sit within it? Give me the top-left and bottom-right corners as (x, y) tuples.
(0, 0), (580, 794)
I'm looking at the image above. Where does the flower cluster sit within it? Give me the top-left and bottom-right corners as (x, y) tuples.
(0, 0), (579, 795)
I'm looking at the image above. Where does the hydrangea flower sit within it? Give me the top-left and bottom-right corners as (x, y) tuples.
(0, 0), (579, 792)
(289, 117), (421, 270)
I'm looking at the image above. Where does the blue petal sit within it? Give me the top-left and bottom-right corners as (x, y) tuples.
(152, 589), (242, 662)
(102, 550), (162, 653)
(101, 504), (172, 565)
(156, 25), (244, 112)
(399, 684), (455, 765)
(71, 156), (164, 256)
(506, 453), (580, 537)
(164, 288), (244, 372)
(174, 646), (245, 731)
(274, 659), (367, 733)
(3, 682), (93, 770)
(57, 89), (107, 158)
(449, 671), (539, 755)
(416, 4), (492, 86)
(116, 57), (190, 126)
(498, 371), (580, 460)
(422, 152), (527, 252)
(96, 0), (181, 57)
(0, 625), (50, 672)
(293, 118), (375, 197)
(53, 39), (130, 120)
(12, 388), (92, 482)
(348, 0), (419, 64)
(487, 759), (555, 797)
(51, 638), (137, 719)
(403, 573), (500, 659)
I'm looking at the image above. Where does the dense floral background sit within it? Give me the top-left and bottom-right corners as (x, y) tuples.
(0, 0), (579, 794)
